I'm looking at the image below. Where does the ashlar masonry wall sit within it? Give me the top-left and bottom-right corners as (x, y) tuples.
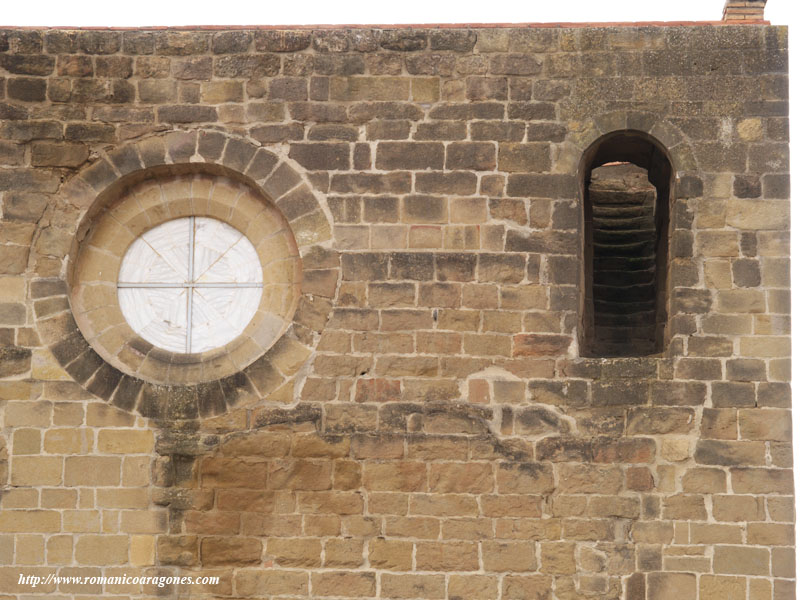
(0, 19), (792, 600)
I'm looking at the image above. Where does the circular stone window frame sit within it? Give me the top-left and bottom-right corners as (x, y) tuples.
(71, 169), (302, 385)
(34, 131), (338, 421)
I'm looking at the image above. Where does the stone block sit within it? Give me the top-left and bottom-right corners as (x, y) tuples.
(64, 456), (120, 486)
(502, 574), (552, 600)
(200, 537), (262, 566)
(200, 456), (268, 489)
(75, 535), (127, 565)
(498, 143), (551, 173)
(558, 464), (623, 494)
(311, 571), (376, 597)
(540, 541), (576, 574)
(376, 142), (444, 170)
(417, 172), (478, 196)
(402, 196), (447, 224)
(695, 440), (765, 466)
(739, 408), (792, 441)
(10, 456), (61, 486)
(96, 430), (154, 454)
(212, 31), (252, 53)
(446, 142), (496, 170)
(7, 77), (46, 102)
(713, 495), (765, 522)
(289, 143), (350, 171)
(648, 572), (696, 600)
(363, 462), (426, 492)
(713, 546), (770, 576)
(416, 541), (479, 571)
(628, 407), (695, 434)
(0, 54), (54, 76)
(157, 104), (217, 123)
(268, 538), (322, 567)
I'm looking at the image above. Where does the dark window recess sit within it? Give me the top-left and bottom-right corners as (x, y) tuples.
(580, 132), (672, 357)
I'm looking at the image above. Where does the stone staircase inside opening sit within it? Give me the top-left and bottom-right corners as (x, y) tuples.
(589, 163), (659, 357)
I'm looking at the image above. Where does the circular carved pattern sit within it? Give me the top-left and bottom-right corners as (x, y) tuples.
(118, 217), (264, 354)
(70, 172), (301, 386)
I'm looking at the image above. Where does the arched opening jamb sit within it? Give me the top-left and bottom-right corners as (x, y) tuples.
(578, 130), (675, 357)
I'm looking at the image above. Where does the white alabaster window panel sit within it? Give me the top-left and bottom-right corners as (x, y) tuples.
(191, 287), (264, 353)
(118, 219), (192, 284)
(118, 287), (189, 351)
(192, 218), (262, 283)
(118, 217), (263, 354)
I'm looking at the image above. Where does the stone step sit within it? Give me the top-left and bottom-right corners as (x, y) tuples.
(593, 268), (655, 286)
(594, 283), (657, 303)
(590, 189), (655, 206)
(588, 340), (659, 358)
(593, 256), (656, 271)
(593, 240), (656, 257)
(595, 298), (656, 313)
(588, 162), (660, 358)
(593, 207), (653, 220)
(595, 311), (657, 327)
(593, 228), (657, 244)
(593, 216), (656, 229)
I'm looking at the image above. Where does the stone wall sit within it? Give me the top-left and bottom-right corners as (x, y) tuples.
(0, 22), (792, 600)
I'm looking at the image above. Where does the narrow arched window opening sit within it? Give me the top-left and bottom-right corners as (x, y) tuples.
(580, 132), (673, 357)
